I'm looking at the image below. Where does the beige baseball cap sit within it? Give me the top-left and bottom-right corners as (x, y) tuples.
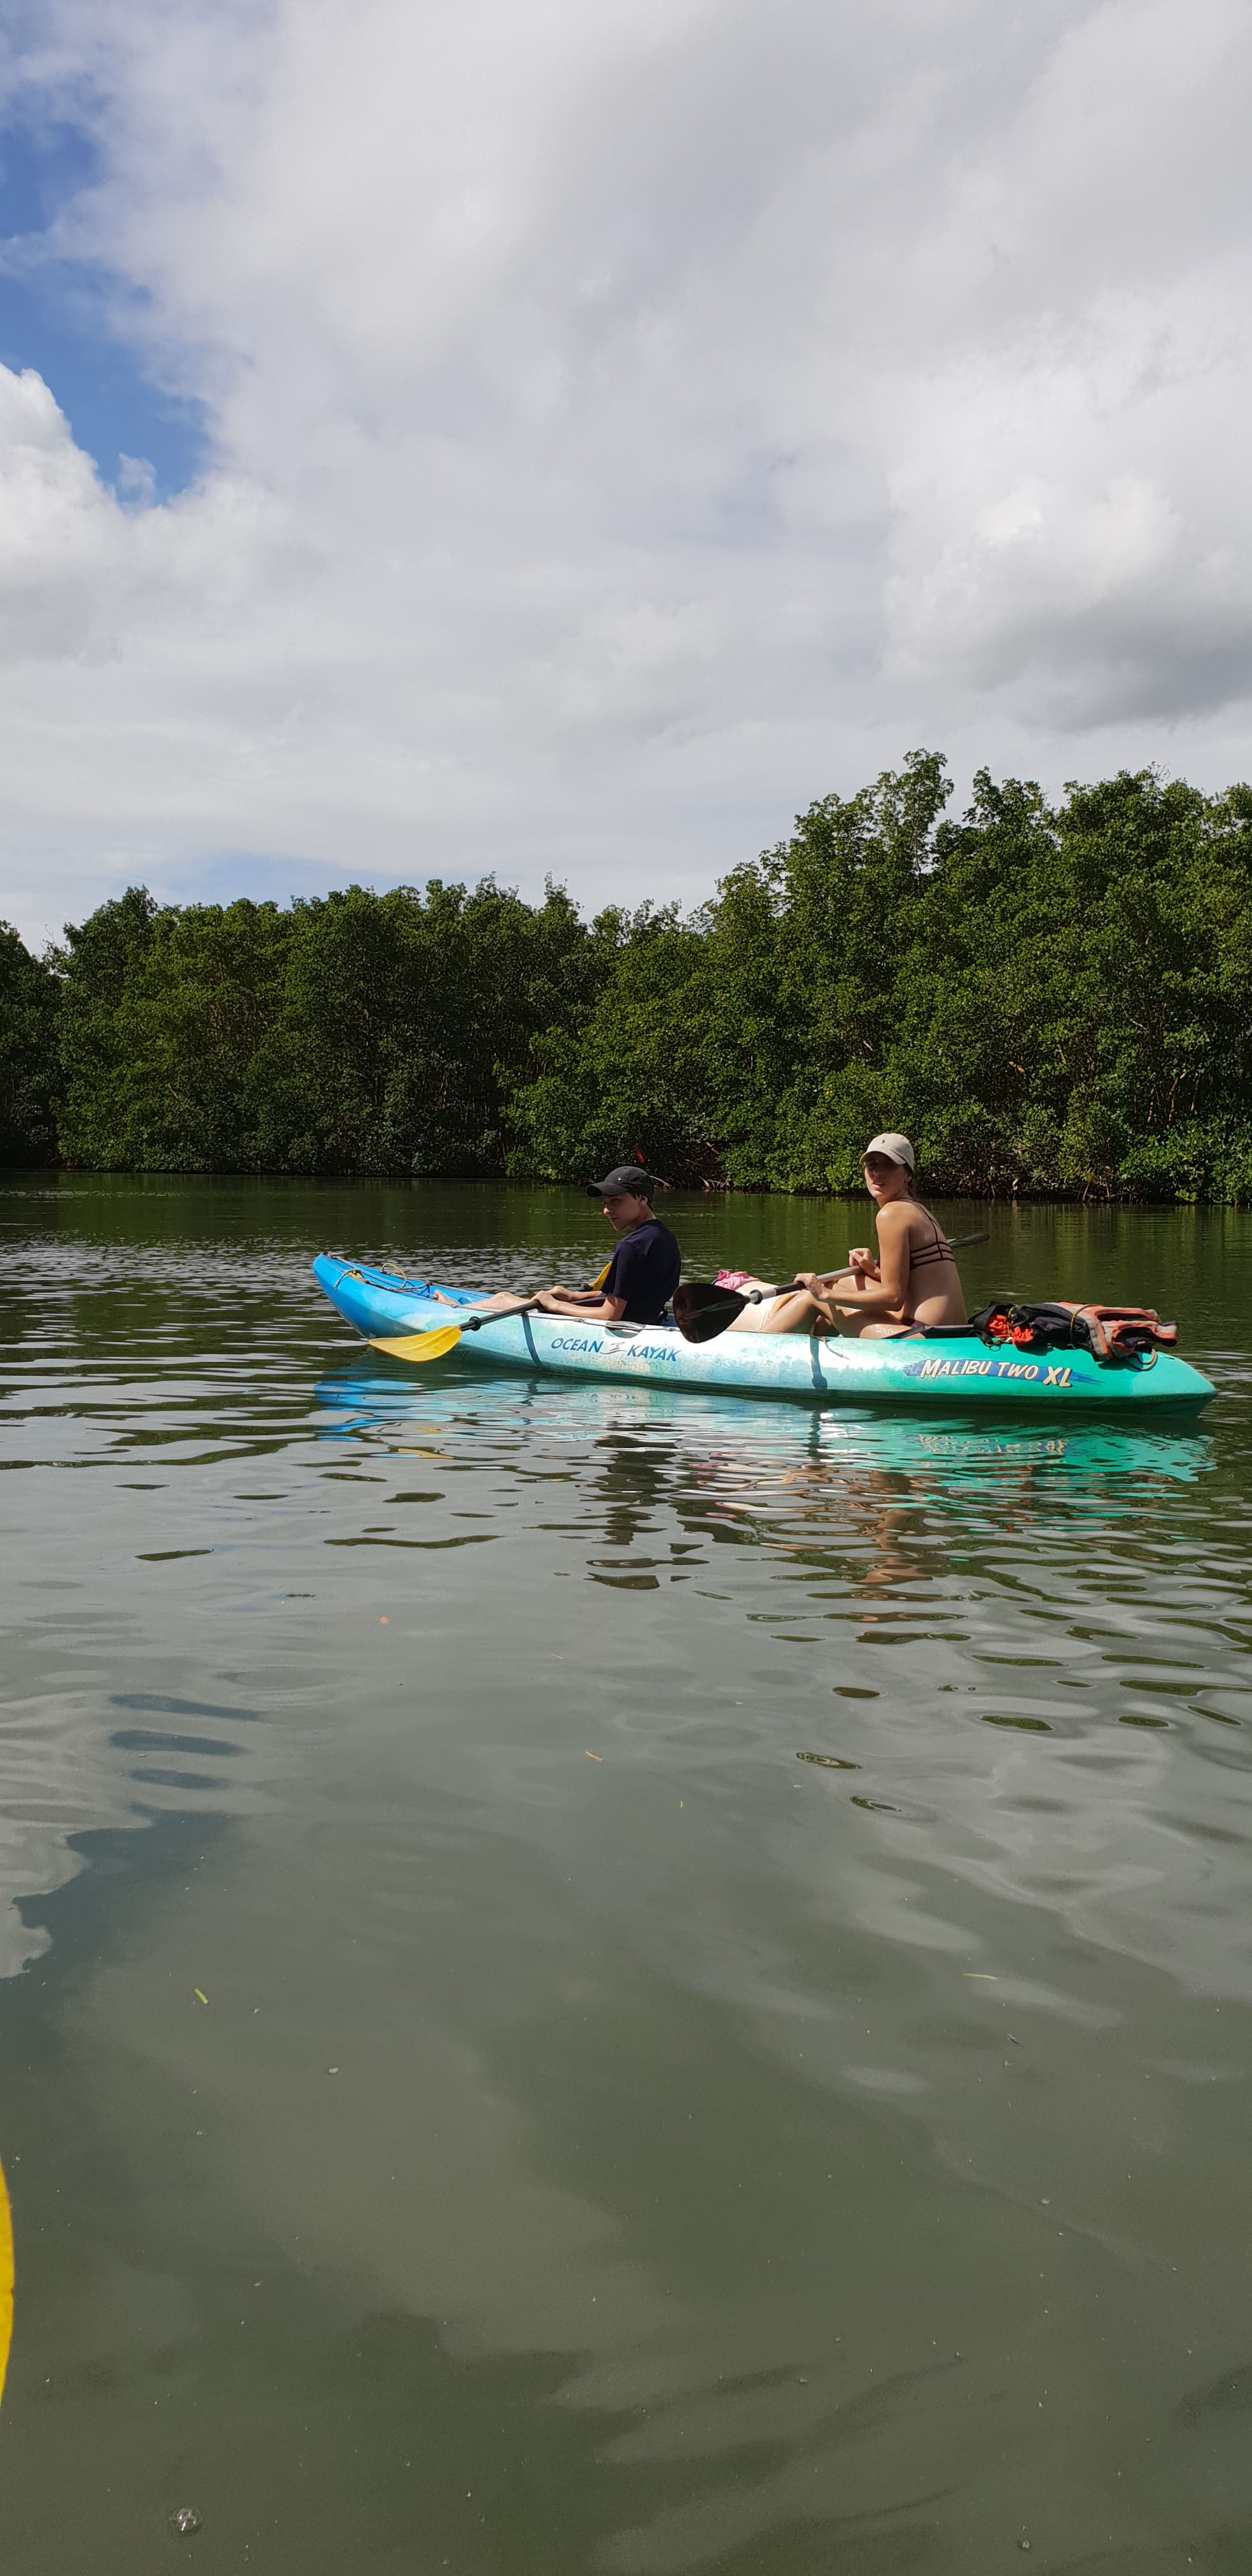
(862, 1131), (915, 1170)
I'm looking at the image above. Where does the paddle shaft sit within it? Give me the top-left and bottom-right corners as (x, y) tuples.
(457, 1255), (615, 1331)
(671, 1231), (989, 1346)
(459, 1291), (570, 1332)
(748, 1230), (987, 1304)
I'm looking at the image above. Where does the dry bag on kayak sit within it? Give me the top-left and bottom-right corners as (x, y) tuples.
(970, 1301), (1179, 1361)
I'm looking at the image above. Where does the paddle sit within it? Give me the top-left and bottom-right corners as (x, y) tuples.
(671, 1233), (989, 1345)
(368, 1262), (615, 1365)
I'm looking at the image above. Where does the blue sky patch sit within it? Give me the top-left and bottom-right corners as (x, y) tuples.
(0, 112), (206, 498)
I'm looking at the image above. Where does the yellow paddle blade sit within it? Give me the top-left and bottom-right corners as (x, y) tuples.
(588, 1260), (612, 1289)
(0, 2152), (13, 2406)
(368, 1326), (464, 1363)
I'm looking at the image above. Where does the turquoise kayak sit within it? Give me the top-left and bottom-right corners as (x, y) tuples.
(312, 1257), (1216, 1412)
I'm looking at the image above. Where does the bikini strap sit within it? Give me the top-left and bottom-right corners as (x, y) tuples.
(908, 1212), (952, 1271)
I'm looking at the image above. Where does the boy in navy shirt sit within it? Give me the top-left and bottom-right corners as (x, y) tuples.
(508, 1167), (680, 1326)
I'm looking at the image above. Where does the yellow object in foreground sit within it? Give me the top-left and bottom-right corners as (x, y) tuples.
(369, 1325), (465, 1363)
(0, 2153), (13, 2405)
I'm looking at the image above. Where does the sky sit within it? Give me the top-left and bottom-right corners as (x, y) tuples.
(0, 0), (1249, 948)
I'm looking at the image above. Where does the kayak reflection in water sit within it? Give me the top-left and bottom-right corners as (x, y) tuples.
(728, 1133), (968, 1339)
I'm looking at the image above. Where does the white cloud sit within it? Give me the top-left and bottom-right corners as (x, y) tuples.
(882, 293), (1252, 723)
(0, 0), (1250, 942)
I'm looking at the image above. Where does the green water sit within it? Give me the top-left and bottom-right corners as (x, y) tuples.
(1, 1174), (1251, 2575)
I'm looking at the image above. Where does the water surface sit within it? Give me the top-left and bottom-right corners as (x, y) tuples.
(1, 1175), (1251, 2575)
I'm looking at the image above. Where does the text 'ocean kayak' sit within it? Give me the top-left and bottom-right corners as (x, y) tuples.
(312, 1259), (1216, 1411)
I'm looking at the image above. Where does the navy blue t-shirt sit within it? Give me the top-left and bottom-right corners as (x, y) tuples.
(602, 1217), (681, 1323)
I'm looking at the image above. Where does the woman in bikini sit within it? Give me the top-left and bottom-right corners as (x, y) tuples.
(729, 1132), (966, 1337)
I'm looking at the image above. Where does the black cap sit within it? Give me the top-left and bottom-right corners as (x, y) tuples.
(585, 1165), (657, 1200)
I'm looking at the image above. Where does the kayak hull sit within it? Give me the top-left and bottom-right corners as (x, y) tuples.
(312, 1257), (1216, 1412)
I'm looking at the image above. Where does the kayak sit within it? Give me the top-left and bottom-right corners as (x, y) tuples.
(312, 1257), (1217, 1412)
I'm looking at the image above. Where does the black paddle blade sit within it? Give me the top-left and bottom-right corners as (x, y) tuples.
(671, 1280), (754, 1342)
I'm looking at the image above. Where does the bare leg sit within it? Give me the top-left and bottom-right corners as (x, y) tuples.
(475, 1288), (579, 1312)
(442, 1285), (606, 1315)
(734, 1290), (835, 1337)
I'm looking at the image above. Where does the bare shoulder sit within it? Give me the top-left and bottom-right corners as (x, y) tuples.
(874, 1200), (912, 1236)
(893, 1198), (940, 1237)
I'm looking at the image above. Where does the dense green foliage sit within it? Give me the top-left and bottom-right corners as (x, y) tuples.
(0, 918), (60, 1165)
(6, 752), (1252, 1197)
(52, 878), (598, 1177)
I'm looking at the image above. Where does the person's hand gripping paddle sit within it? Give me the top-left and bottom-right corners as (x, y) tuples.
(671, 1234), (988, 1345)
(368, 1264), (615, 1365)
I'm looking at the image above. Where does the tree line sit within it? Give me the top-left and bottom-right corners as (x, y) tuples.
(4, 751), (1252, 1200)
